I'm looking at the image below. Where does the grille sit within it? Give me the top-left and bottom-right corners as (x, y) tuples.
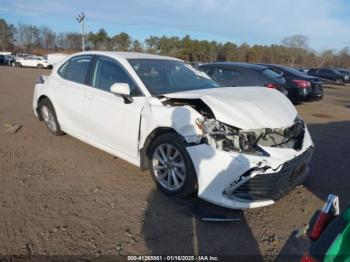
(230, 147), (314, 201)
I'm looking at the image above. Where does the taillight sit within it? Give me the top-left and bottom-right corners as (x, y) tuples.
(293, 79), (311, 88)
(309, 212), (332, 240)
(301, 254), (316, 262)
(308, 194), (339, 241)
(265, 83), (279, 89)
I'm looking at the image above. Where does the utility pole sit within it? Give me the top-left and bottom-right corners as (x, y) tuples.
(76, 12), (85, 52)
(0, 23), (5, 51)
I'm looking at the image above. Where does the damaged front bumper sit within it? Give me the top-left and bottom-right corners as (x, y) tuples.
(186, 127), (314, 209)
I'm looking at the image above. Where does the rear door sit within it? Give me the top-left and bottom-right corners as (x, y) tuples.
(82, 55), (145, 160)
(52, 55), (94, 136)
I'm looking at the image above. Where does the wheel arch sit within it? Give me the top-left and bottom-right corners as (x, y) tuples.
(139, 127), (184, 171)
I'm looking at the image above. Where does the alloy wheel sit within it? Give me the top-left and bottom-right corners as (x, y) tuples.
(41, 105), (57, 133)
(152, 143), (186, 191)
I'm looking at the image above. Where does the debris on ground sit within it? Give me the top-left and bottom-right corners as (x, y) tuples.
(4, 123), (22, 134)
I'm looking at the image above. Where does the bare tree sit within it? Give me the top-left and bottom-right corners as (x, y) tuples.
(40, 26), (56, 49)
(282, 35), (308, 66)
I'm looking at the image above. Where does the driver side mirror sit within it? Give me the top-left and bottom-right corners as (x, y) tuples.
(110, 83), (131, 96)
(110, 83), (133, 104)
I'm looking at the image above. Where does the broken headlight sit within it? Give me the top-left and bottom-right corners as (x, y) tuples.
(196, 116), (305, 154)
(195, 118), (267, 155)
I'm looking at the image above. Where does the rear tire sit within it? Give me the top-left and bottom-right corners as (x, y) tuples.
(37, 64), (44, 69)
(15, 62), (22, 67)
(148, 133), (197, 198)
(38, 98), (64, 136)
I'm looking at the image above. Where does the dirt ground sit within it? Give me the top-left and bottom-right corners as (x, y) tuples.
(0, 66), (350, 259)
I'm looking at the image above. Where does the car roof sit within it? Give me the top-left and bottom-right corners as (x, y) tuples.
(259, 63), (289, 69)
(73, 51), (182, 61)
(260, 63), (315, 77)
(200, 62), (267, 70)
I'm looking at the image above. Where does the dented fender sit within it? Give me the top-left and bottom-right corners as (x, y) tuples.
(139, 97), (203, 150)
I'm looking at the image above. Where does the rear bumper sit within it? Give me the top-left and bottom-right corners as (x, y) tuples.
(307, 94), (323, 101)
(287, 88), (311, 103)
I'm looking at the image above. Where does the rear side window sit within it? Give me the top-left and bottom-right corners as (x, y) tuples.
(63, 56), (93, 84)
(199, 66), (212, 75)
(261, 69), (281, 79)
(212, 68), (240, 82)
(58, 61), (69, 77)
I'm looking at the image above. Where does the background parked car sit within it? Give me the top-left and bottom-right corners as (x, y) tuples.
(14, 56), (51, 69)
(295, 67), (309, 74)
(308, 68), (350, 84)
(278, 195), (350, 262)
(335, 68), (350, 78)
(259, 64), (323, 102)
(4, 55), (15, 66)
(199, 62), (289, 96)
(0, 55), (5, 64)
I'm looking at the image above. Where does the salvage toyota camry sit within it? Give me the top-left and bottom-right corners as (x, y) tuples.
(33, 51), (314, 209)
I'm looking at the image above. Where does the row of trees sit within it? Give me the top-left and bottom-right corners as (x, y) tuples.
(1, 18), (350, 68)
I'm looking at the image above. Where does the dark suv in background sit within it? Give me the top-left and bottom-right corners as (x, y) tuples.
(199, 62), (288, 97)
(0, 55), (5, 64)
(308, 68), (350, 84)
(335, 68), (350, 77)
(259, 64), (323, 102)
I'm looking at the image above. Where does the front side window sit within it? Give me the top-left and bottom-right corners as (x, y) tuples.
(128, 59), (220, 95)
(91, 56), (139, 94)
(64, 55), (93, 84)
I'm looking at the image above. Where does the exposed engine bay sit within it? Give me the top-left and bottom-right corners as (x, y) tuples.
(162, 98), (305, 154)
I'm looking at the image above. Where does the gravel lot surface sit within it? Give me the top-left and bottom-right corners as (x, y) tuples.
(1, 66), (349, 258)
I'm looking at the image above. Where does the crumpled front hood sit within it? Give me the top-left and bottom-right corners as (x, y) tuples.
(163, 87), (297, 130)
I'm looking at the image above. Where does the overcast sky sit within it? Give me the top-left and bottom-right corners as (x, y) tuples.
(1, 0), (350, 51)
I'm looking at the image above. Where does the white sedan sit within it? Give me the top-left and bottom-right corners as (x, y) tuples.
(15, 56), (51, 69)
(32, 51), (314, 209)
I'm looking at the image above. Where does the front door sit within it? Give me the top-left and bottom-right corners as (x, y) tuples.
(83, 55), (145, 160)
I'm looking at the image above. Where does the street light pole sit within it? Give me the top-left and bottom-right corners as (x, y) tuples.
(76, 12), (85, 52)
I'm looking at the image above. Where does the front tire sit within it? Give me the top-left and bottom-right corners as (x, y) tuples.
(148, 133), (197, 197)
(37, 64), (44, 69)
(38, 98), (64, 136)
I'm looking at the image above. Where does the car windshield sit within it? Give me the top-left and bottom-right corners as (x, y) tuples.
(128, 59), (220, 95)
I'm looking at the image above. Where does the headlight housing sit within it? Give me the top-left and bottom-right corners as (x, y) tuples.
(196, 116), (305, 154)
(195, 118), (268, 156)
